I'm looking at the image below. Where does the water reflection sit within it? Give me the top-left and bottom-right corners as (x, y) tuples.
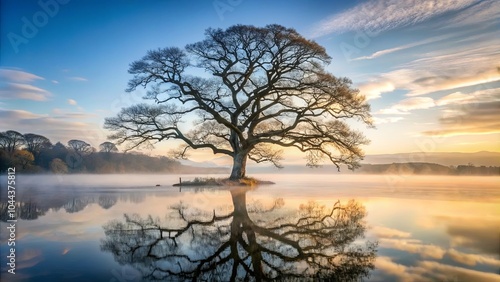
(0, 191), (145, 222)
(101, 187), (377, 281)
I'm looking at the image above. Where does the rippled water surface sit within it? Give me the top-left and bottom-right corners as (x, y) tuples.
(1, 174), (499, 281)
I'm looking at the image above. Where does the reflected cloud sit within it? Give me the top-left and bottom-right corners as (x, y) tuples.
(442, 217), (500, 255)
(371, 226), (411, 238)
(447, 249), (500, 267)
(380, 238), (445, 259)
(374, 256), (500, 282)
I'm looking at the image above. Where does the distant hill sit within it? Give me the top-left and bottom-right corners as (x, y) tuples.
(363, 151), (500, 166)
(247, 162), (499, 175)
(358, 162), (454, 175)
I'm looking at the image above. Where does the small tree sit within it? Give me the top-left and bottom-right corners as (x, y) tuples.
(67, 139), (94, 156)
(24, 133), (52, 160)
(13, 150), (34, 169)
(50, 158), (68, 174)
(99, 141), (118, 153)
(105, 24), (372, 180)
(0, 130), (26, 155)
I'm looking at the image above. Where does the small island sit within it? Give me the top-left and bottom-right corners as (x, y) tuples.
(173, 177), (275, 187)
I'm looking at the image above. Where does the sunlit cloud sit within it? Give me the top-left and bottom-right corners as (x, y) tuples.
(310, 0), (479, 37)
(423, 100), (500, 137)
(356, 36), (500, 99)
(0, 83), (52, 101)
(357, 81), (395, 100)
(68, 99), (78, 105)
(379, 97), (435, 114)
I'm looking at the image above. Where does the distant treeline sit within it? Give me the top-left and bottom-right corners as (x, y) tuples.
(0, 130), (225, 174)
(358, 162), (500, 176)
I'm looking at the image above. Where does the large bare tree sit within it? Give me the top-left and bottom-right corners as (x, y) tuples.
(104, 24), (372, 180)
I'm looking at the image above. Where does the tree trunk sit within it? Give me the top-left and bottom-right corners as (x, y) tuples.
(230, 151), (247, 180)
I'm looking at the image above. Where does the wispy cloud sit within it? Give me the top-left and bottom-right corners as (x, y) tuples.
(0, 83), (52, 101)
(311, 0), (479, 37)
(443, 0), (500, 28)
(0, 108), (105, 146)
(0, 68), (44, 82)
(357, 35), (500, 99)
(0, 68), (52, 101)
(68, 76), (88, 82)
(67, 99), (77, 105)
(378, 87), (499, 115)
(352, 34), (454, 61)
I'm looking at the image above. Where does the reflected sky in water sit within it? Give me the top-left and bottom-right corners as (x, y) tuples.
(0, 174), (499, 281)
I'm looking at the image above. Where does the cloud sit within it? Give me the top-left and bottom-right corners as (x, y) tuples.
(355, 35), (500, 99)
(423, 100), (500, 136)
(436, 88), (499, 106)
(444, 0), (500, 28)
(0, 108), (106, 147)
(68, 76), (88, 82)
(311, 0), (479, 37)
(67, 99), (77, 105)
(0, 68), (52, 101)
(379, 97), (436, 114)
(357, 81), (395, 100)
(372, 116), (404, 124)
(0, 69), (44, 82)
(52, 80), (59, 84)
(352, 34), (454, 61)
(51, 108), (95, 119)
(0, 83), (52, 101)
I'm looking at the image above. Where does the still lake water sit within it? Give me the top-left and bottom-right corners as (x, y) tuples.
(0, 174), (499, 281)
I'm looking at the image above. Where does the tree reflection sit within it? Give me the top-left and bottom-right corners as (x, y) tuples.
(101, 187), (377, 281)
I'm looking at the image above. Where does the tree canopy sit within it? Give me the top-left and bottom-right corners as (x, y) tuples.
(105, 25), (372, 179)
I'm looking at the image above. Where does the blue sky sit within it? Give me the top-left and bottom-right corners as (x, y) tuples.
(1, 0), (499, 163)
